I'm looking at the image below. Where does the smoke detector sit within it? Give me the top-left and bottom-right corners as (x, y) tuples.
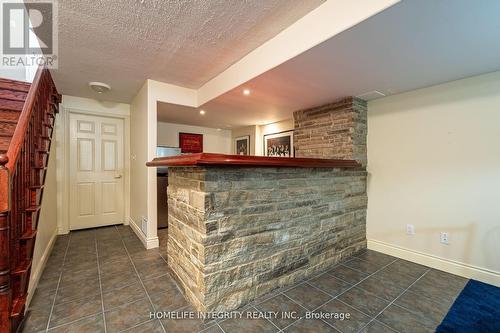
(89, 82), (111, 94)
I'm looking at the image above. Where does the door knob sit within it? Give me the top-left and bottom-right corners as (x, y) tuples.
(114, 175), (122, 179)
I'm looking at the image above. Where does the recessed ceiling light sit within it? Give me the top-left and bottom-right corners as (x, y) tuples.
(216, 128), (222, 132)
(199, 110), (206, 115)
(89, 82), (111, 94)
(243, 89), (250, 96)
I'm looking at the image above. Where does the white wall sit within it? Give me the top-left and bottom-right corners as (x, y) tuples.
(158, 122), (231, 154)
(129, 82), (155, 246)
(0, 55), (41, 82)
(367, 70), (500, 286)
(0, 68), (28, 82)
(29, 134), (58, 304)
(0, 3), (42, 83)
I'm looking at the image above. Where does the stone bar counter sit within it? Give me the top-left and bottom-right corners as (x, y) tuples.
(147, 153), (367, 313)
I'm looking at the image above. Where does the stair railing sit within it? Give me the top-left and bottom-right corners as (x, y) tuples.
(0, 66), (60, 332)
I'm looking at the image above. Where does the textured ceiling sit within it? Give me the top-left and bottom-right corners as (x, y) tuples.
(157, 0), (500, 129)
(51, 0), (324, 102)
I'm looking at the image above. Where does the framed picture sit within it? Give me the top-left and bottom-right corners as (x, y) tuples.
(264, 130), (294, 157)
(234, 135), (250, 155)
(179, 132), (203, 153)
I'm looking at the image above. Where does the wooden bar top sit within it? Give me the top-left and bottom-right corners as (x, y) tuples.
(146, 153), (361, 168)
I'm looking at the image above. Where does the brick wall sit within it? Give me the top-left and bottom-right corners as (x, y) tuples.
(294, 97), (367, 166)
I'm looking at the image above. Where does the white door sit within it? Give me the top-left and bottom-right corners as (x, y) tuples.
(69, 113), (125, 230)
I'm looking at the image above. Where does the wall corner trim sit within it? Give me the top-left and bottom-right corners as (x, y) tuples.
(128, 217), (159, 250)
(367, 239), (500, 287)
(57, 228), (69, 235)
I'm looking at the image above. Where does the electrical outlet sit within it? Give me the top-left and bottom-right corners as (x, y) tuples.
(141, 216), (148, 235)
(406, 224), (415, 235)
(440, 232), (449, 244)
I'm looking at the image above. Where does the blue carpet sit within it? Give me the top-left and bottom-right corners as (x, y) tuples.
(436, 280), (500, 333)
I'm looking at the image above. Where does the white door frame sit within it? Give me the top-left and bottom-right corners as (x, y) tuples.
(56, 104), (131, 234)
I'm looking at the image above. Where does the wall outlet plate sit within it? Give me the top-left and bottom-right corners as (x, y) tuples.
(141, 216), (148, 235)
(406, 224), (415, 235)
(440, 232), (449, 244)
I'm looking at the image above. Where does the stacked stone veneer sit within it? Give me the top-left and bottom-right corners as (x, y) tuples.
(167, 165), (367, 312)
(294, 97), (367, 166)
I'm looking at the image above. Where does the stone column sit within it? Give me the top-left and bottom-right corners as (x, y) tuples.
(293, 97), (367, 166)
(167, 165), (367, 313)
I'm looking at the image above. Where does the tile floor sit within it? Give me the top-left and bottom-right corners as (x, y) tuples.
(23, 225), (468, 333)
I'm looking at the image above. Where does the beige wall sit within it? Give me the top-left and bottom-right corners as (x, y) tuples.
(29, 134), (58, 301)
(57, 95), (131, 234)
(257, 118), (294, 156)
(60, 96), (131, 117)
(232, 118), (294, 156)
(130, 82), (150, 242)
(367, 70), (500, 286)
(231, 125), (257, 155)
(158, 122), (231, 154)
(130, 80), (198, 248)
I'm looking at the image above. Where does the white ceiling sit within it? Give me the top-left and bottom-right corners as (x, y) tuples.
(50, 0), (324, 102)
(158, 0), (500, 129)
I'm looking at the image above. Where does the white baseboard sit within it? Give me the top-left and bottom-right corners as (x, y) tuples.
(368, 239), (500, 287)
(57, 227), (69, 235)
(128, 217), (159, 249)
(26, 230), (58, 307)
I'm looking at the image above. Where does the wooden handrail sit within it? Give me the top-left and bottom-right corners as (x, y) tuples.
(5, 66), (44, 172)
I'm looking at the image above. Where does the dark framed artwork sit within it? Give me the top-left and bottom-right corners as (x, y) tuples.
(179, 132), (203, 153)
(234, 135), (250, 155)
(264, 130), (294, 157)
